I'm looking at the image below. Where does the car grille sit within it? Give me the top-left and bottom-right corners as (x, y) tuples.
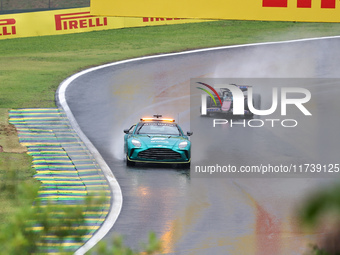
(138, 148), (182, 160)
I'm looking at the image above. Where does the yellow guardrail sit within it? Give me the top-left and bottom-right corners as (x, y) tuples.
(0, 7), (206, 40)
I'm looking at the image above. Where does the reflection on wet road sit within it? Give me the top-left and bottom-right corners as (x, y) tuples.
(65, 38), (340, 254)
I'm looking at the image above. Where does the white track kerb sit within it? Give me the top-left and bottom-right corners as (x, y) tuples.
(56, 35), (340, 254)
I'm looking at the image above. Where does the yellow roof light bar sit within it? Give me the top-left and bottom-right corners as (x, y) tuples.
(141, 118), (154, 121)
(140, 115), (175, 122)
(161, 118), (175, 122)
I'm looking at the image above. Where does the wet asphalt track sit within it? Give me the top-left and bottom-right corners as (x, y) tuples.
(65, 37), (340, 255)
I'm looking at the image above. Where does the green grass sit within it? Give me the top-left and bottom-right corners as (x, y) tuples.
(0, 153), (38, 225)
(0, 108), (32, 226)
(1, 20), (340, 226)
(2, 20), (340, 108)
(0, 108), (26, 153)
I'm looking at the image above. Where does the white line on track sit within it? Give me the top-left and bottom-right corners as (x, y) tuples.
(56, 34), (340, 254)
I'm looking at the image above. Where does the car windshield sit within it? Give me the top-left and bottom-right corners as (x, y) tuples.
(137, 122), (181, 136)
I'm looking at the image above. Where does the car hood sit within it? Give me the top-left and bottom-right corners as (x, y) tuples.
(134, 135), (187, 148)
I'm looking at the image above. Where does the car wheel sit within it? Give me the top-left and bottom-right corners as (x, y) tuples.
(252, 93), (261, 110)
(126, 156), (135, 167)
(183, 162), (191, 169)
(244, 97), (250, 111)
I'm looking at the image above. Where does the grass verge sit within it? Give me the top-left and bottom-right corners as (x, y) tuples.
(2, 20), (340, 108)
(0, 153), (38, 225)
(0, 108), (35, 226)
(1, 20), (340, 227)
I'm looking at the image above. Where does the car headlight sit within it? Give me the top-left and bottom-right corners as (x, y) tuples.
(178, 141), (188, 149)
(131, 139), (142, 148)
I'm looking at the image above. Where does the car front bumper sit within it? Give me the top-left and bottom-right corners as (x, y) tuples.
(127, 147), (191, 164)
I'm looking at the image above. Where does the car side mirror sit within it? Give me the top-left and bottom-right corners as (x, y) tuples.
(187, 131), (193, 136)
(124, 129), (130, 134)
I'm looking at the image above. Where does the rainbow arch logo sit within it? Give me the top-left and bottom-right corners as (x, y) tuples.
(196, 82), (222, 106)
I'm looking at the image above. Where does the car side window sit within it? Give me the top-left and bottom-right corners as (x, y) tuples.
(129, 125), (136, 134)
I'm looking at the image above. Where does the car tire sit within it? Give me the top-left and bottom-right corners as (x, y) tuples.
(244, 97), (250, 111)
(126, 156), (135, 167)
(252, 93), (261, 110)
(183, 162), (191, 169)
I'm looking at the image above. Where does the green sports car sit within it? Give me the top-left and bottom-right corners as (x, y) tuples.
(124, 115), (192, 168)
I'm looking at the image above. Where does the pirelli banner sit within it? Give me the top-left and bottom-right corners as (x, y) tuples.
(0, 7), (204, 40)
(91, 0), (340, 23)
